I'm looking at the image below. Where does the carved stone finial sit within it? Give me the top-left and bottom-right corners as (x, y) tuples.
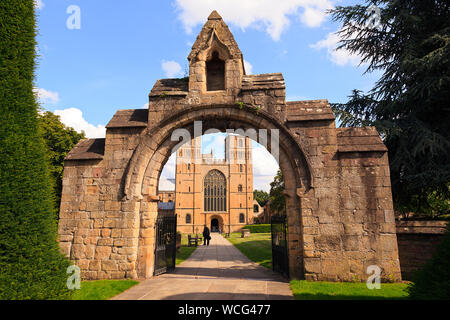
(208, 10), (222, 20)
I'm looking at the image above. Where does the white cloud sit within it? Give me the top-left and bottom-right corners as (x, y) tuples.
(54, 108), (106, 138)
(310, 29), (363, 66)
(34, 87), (59, 105)
(252, 143), (279, 177)
(159, 177), (175, 191)
(35, 0), (44, 10)
(174, 0), (333, 41)
(244, 60), (253, 75)
(300, 6), (326, 27)
(162, 60), (182, 78)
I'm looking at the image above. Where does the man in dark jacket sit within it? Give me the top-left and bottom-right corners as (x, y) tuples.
(202, 225), (210, 246)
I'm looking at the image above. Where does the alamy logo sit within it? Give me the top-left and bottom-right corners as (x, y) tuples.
(366, 265), (381, 290)
(66, 5), (81, 30)
(366, 5), (382, 30)
(66, 265), (81, 290)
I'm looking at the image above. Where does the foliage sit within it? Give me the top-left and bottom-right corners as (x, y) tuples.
(0, 0), (72, 299)
(290, 280), (409, 300)
(269, 169), (286, 215)
(253, 190), (269, 207)
(71, 280), (139, 300)
(408, 223), (450, 299)
(176, 234), (197, 265)
(243, 224), (271, 233)
(38, 111), (85, 211)
(330, 0), (450, 216)
(227, 233), (272, 269)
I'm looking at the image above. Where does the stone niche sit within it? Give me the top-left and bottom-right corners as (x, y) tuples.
(58, 10), (401, 282)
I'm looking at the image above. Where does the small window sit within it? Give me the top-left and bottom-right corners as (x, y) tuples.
(188, 186), (191, 192)
(254, 205), (259, 213)
(239, 164), (243, 172)
(239, 213), (245, 223)
(186, 214), (191, 224)
(238, 184), (243, 192)
(240, 203), (242, 208)
(188, 163), (191, 171)
(206, 51), (225, 91)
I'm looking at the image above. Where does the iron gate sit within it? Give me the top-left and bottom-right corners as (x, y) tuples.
(271, 215), (289, 278)
(154, 215), (177, 276)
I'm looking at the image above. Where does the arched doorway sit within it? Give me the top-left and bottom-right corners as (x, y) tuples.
(211, 218), (219, 232)
(124, 105), (313, 279)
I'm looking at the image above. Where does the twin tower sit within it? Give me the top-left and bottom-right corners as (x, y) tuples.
(174, 134), (253, 234)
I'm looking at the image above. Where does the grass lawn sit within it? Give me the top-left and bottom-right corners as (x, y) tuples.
(225, 232), (411, 300)
(226, 232), (272, 269)
(176, 233), (197, 265)
(290, 280), (410, 300)
(71, 280), (139, 300)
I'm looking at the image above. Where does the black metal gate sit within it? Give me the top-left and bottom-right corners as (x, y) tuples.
(271, 215), (289, 278)
(154, 215), (177, 276)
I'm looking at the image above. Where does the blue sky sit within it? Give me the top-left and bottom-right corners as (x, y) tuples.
(34, 0), (379, 191)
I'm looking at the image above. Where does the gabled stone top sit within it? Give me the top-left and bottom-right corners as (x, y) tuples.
(241, 73), (285, 91)
(286, 100), (335, 122)
(188, 11), (242, 62)
(337, 127), (387, 153)
(65, 138), (105, 161)
(208, 10), (222, 20)
(106, 109), (148, 128)
(149, 78), (189, 97)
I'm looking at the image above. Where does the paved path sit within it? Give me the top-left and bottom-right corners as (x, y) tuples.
(112, 233), (293, 300)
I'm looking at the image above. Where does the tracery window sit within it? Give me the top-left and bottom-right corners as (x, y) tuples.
(204, 170), (226, 212)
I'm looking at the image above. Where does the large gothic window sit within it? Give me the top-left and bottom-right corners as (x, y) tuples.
(204, 169), (226, 212)
(206, 51), (225, 91)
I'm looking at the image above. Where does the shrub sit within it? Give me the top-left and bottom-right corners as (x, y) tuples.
(408, 223), (450, 299)
(0, 1), (71, 299)
(243, 224), (271, 233)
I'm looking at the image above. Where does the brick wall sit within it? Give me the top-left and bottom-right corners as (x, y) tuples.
(396, 220), (447, 280)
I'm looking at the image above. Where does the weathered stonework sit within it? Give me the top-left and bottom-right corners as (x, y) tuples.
(58, 11), (401, 281)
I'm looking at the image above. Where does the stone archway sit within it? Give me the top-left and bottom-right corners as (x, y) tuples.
(123, 105), (313, 279)
(58, 10), (401, 283)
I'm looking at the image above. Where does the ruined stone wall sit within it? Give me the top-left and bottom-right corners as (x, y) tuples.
(58, 127), (145, 279)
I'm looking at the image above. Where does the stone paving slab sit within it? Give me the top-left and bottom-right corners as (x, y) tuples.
(112, 233), (293, 300)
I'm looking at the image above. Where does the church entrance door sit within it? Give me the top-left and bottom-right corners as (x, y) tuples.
(211, 218), (219, 232)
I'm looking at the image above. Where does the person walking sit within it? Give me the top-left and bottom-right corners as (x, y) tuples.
(202, 225), (210, 246)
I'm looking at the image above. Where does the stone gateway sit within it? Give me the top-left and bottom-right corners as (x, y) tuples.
(58, 11), (401, 281)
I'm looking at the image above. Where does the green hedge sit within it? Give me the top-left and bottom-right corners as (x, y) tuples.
(0, 1), (71, 299)
(243, 224), (271, 233)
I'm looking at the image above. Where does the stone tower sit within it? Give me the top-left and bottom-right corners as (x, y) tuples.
(175, 134), (253, 234)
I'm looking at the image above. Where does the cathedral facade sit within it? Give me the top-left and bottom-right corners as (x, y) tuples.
(173, 135), (253, 234)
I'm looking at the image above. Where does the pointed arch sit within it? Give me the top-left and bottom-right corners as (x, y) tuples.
(203, 169), (227, 212)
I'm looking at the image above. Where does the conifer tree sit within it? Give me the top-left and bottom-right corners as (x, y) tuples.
(330, 0), (450, 214)
(0, 0), (71, 299)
